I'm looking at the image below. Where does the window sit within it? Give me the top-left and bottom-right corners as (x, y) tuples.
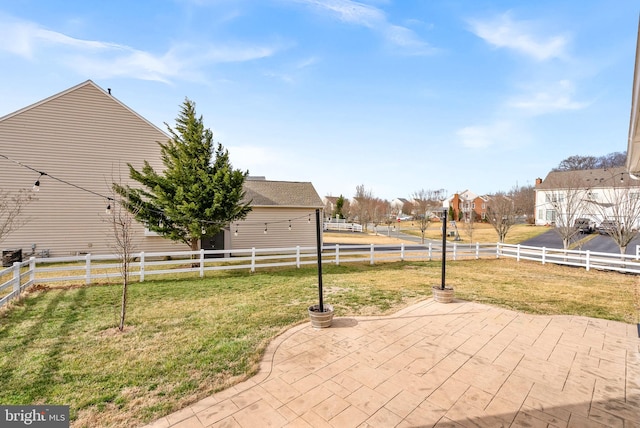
(472, 202), (476, 209)
(545, 210), (556, 222)
(546, 193), (564, 203)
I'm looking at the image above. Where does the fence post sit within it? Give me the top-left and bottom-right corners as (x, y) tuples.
(370, 244), (375, 265)
(428, 243), (432, 261)
(496, 243), (500, 259)
(475, 242), (479, 259)
(517, 244), (521, 262)
(542, 247), (546, 265)
(200, 249), (205, 277)
(12, 262), (20, 297)
(585, 250), (590, 271)
(251, 248), (256, 273)
(296, 246), (301, 268)
(139, 251), (145, 282)
(636, 245), (639, 261)
(400, 243), (405, 261)
(335, 244), (340, 266)
(453, 243), (457, 261)
(29, 257), (36, 285)
(85, 253), (91, 285)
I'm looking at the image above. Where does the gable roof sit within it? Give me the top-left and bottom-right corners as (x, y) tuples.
(0, 80), (167, 137)
(537, 167), (637, 190)
(243, 179), (323, 208)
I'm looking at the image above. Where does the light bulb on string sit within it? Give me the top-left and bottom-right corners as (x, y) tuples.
(32, 173), (44, 192)
(105, 202), (112, 214)
(234, 224), (238, 237)
(264, 223), (268, 234)
(308, 214), (311, 224)
(288, 220), (292, 231)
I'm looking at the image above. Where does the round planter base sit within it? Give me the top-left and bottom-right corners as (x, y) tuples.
(432, 286), (454, 303)
(308, 304), (334, 329)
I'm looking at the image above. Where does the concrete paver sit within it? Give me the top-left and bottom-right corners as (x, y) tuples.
(142, 299), (640, 428)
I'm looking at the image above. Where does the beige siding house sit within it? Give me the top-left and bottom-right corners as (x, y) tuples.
(230, 178), (324, 250)
(0, 80), (187, 257)
(1, 81), (325, 257)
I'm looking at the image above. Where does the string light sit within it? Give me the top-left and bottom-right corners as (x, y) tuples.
(33, 172), (45, 192)
(2, 153), (322, 233)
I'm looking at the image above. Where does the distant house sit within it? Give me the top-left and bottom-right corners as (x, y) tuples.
(534, 167), (640, 227)
(390, 198), (411, 217)
(228, 178), (324, 250)
(323, 196), (339, 219)
(0, 81), (324, 257)
(449, 190), (488, 221)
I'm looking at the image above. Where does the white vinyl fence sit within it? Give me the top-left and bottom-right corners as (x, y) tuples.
(2, 242), (639, 310)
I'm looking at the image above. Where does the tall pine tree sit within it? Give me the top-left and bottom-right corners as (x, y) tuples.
(113, 98), (251, 251)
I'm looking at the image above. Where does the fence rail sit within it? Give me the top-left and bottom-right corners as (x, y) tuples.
(2, 242), (639, 310)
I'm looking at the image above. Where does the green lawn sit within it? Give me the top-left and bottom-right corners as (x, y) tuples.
(0, 259), (637, 427)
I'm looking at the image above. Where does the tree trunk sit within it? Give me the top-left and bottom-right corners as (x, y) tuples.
(119, 277), (128, 331)
(190, 238), (199, 267)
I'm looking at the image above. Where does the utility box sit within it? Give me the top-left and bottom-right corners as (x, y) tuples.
(2, 249), (22, 267)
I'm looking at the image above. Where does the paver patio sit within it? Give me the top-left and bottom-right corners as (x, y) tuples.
(143, 299), (640, 428)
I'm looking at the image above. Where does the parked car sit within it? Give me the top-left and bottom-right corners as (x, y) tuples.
(573, 218), (595, 234)
(597, 220), (618, 235)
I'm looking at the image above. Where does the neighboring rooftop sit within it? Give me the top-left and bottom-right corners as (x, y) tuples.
(243, 180), (323, 207)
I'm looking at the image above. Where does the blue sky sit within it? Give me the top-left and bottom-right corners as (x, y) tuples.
(0, 1), (638, 201)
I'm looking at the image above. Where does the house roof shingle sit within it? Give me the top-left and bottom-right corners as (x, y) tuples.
(537, 167), (637, 190)
(243, 180), (324, 208)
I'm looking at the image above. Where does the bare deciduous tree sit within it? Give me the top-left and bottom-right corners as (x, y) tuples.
(462, 209), (476, 243)
(0, 189), (33, 244)
(486, 192), (516, 243)
(351, 184), (376, 231)
(543, 171), (591, 249)
(511, 184), (535, 223)
(106, 190), (140, 332)
(586, 171), (640, 255)
(411, 189), (445, 244)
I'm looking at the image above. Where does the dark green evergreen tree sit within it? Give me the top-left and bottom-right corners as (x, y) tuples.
(335, 195), (345, 219)
(113, 98), (251, 251)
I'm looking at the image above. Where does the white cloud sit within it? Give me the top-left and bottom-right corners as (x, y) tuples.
(291, 0), (434, 55)
(468, 12), (568, 61)
(0, 14), (279, 83)
(456, 121), (514, 149)
(508, 80), (590, 115)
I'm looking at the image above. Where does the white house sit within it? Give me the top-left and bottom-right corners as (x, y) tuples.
(534, 167), (640, 228)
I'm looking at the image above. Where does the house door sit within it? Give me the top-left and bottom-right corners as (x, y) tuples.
(201, 230), (225, 258)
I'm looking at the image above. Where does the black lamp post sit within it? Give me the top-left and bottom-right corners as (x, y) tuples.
(440, 207), (447, 290)
(315, 208), (323, 312)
